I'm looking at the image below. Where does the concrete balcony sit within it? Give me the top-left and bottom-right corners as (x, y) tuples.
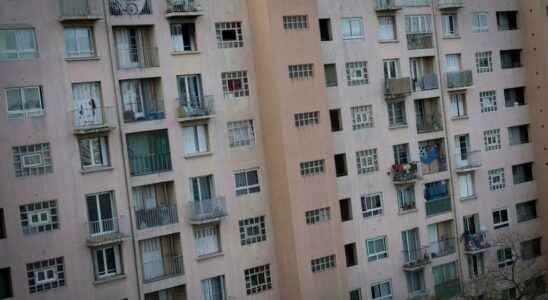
(385, 77), (412, 98)
(402, 246), (431, 271)
(72, 106), (116, 135)
(143, 255), (184, 282)
(136, 206), (178, 230)
(109, 0), (152, 16)
(412, 74), (439, 92)
(375, 0), (401, 12)
(176, 95), (215, 122)
(430, 238), (457, 258)
(407, 33), (433, 50)
(86, 216), (128, 247)
(391, 162), (421, 185)
(438, 0), (464, 9)
(186, 197), (227, 225)
(454, 151), (482, 173)
(446, 70), (473, 90)
(58, 0), (102, 22)
(166, 0), (203, 18)
(462, 232), (490, 254)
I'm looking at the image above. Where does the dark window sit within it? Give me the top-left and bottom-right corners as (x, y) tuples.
(504, 87), (526, 107)
(0, 268), (12, 299)
(339, 198), (353, 222)
(508, 125), (530, 145)
(334, 153), (348, 177)
(516, 200), (537, 223)
(497, 11), (518, 30)
(0, 209), (5, 239)
(512, 162), (533, 184)
(330, 109), (343, 132)
(344, 243), (358, 267)
(324, 64), (338, 87)
(521, 238), (541, 259)
(319, 18), (332, 41)
(349, 289), (362, 300)
(500, 49), (522, 69)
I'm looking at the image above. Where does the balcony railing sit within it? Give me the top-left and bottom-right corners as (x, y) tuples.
(176, 96), (215, 121)
(123, 102), (165, 123)
(136, 206), (178, 230)
(128, 152), (172, 176)
(143, 255), (184, 282)
(416, 113), (443, 133)
(402, 246), (431, 270)
(72, 106), (115, 134)
(86, 217), (127, 246)
(425, 195), (451, 216)
(407, 33), (433, 50)
(385, 77), (412, 97)
(186, 197), (227, 224)
(58, 0), (102, 20)
(421, 155), (447, 174)
(375, 0), (400, 11)
(166, 0), (203, 16)
(446, 70), (473, 90)
(391, 162), (420, 184)
(434, 279), (460, 299)
(110, 0), (152, 16)
(117, 47), (160, 69)
(412, 73), (439, 92)
(455, 151), (482, 171)
(438, 0), (464, 9)
(462, 232), (490, 253)
(430, 238), (457, 258)
(399, 0), (431, 6)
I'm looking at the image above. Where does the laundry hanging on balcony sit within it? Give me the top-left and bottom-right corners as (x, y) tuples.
(420, 145), (439, 165)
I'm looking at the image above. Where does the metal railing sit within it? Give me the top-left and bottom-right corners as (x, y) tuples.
(438, 0), (464, 9)
(407, 33), (433, 50)
(110, 0), (152, 15)
(142, 255), (184, 282)
(117, 47), (160, 69)
(392, 162), (420, 183)
(421, 155), (447, 174)
(128, 152), (172, 176)
(462, 232), (489, 252)
(376, 0), (399, 10)
(425, 195), (451, 216)
(412, 73), (439, 91)
(446, 70), (473, 89)
(454, 150), (482, 170)
(434, 279), (460, 299)
(186, 197), (227, 224)
(136, 206), (178, 230)
(87, 217), (120, 238)
(402, 246), (431, 269)
(399, 0), (431, 6)
(385, 77), (412, 96)
(59, 0), (100, 18)
(72, 106), (115, 132)
(166, 0), (202, 13)
(430, 238), (457, 258)
(416, 113), (443, 133)
(123, 101), (165, 123)
(177, 95), (214, 119)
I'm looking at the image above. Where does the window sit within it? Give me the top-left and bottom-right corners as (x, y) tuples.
(350, 289), (362, 300)
(221, 71), (249, 98)
(0, 268), (13, 299)
(0, 28), (38, 60)
(356, 149), (378, 174)
(20, 200), (59, 234)
(351, 105), (374, 130)
(387, 100), (407, 127)
(472, 12), (489, 32)
(239, 216), (266, 246)
(170, 23), (197, 52)
(371, 280), (392, 299)
(300, 159), (325, 176)
(483, 129), (501, 151)
(12, 143), (53, 177)
(244, 264), (272, 295)
(345, 243), (358, 267)
(319, 18), (333, 41)
(234, 169), (260, 196)
(283, 15), (308, 30)
(509, 125), (530, 145)
(79, 136), (110, 169)
(311, 255), (336, 273)
(493, 208), (509, 229)
(5, 86), (44, 120)
(202, 275), (226, 300)
(288, 63), (314, 80)
(517, 200), (537, 223)
(27, 257), (65, 293)
(497, 11), (518, 31)
(502, 288), (517, 299)
(442, 14), (458, 37)
(512, 162), (533, 184)
(227, 120), (255, 148)
(346, 61), (368, 86)
(501, 49), (522, 69)
(405, 15), (432, 34)
(378, 16), (396, 41)
(183, 124), (209, 155)
(488, 168), (506, 191)
(504, 87), (526, 107)
(340, 198), (353, 222)
(93, 245), (123, 280)
(406, 270), (425, 294)
(383, 59), (400, 79)
(480, 90), (497, 113)
(497, 247), (513, 268)
(475, 51), (493, 73)
(305, 207), (331, 225)
(450, 93), (467, 118)
(324, 64), (338, 87)
(361, 193), (383, 218)
(393, 143), (409, 165)
(330, 109), (343, 132)
(458, 174), (475, 199)
(334, 153), (348, 177)
(467, 253), (485, 278)
(295, 111), (320, 128)
(367, 236), (388, 261)
(397, 186), (416, 212)
(521, 238), (541, 260)
(0, 209), (4, 239)
(64, 27), (94, 58)
(215, 22), (243, 48)
(194, 224), (221, 256)
(341, 17), (364, 39)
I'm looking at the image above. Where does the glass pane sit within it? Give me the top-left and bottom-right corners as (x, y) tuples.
(6, 89), (23, 111)
(23, 87), (41, 110)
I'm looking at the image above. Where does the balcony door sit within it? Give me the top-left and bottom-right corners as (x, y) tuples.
(455, 134), (470, 166)
(73, 82), (103, 127)
(463, 214), (480, 235)
(178, 74), (203, 106)
(115, 27), (143, 69)
(446, 54), (461, 72)
(191, 176), (213, 203)
(141, 238), (164, 280)
(402, 228), (420, 262)
(121, 79), (156, 120)
(86, 192), (116, 235)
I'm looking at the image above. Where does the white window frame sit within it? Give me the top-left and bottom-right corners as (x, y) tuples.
(497, 247), (514, 268)
(346, 61), (369, 85)
(341, 17), (364, 40)
(450, 93), (467, 118)
(227, 120), (255, 148)
(493, 208), (509, 229)
(378, 16), (396, 41)
(458, 173), (475, 199)
(21, 153), (43, 168)
(64, 27), (95, 58)
(488, 168), (506, 191)
(484, 129), (501, 151)
(239, 216), (266, 246)
(295, 111), (320, 127)
(305, 207), (331, 225)
(283, 15), (309, 30)
(194, 224), (221, 256)
(311, 255), (336, 273)
(28, 209), (51, 227)
(79, 136), (110, 169)
(387, 100), (407, 127)
(405, 15), (432, 34)
(356, 149), (378, 174)
(351, 105), (374, 130)
(288, 64), (314, 80)
(367, 236), (388, 261)
(442, 14), (458, 37)
(480, 90), (497, 113)
(472, 12), (489, 33)
(5, 86), (44, 119)
(35, 267), (58, 285)
(475, 51), (493, 73)
(222, 70), (249, 98)
(371, 280), (392, 300)
(0, 28), (38, 60)
(215, 22), (243, 49)
(300, 159), (325, 176)
(183, 124), (209, 155)
(234, 168), (260, 196)
(170, 22), (197, 52)
(362, 193), (384, 218)
(383, 59), (400, 79)
(93, 245), (122, 279)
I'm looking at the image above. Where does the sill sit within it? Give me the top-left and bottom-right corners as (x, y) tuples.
(460, 195), (477, 202)
(80, 166), (114, 174)
(196, 251), (224, 262)
(442, 35), (461, 40)
(343, 36), (364, 41)
(388, 124), (408, 129)
(378, 39), (399, 44)
(398, 208), (418, 216)
(183, 151), (213, 159)
(93, 274), (126, 285)
(451, 115), (468, 121)
(171, 50), (200, 56)
(65, 56), (100, 62)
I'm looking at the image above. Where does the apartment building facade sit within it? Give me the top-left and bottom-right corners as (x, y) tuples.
(0, 0), (546, 299)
